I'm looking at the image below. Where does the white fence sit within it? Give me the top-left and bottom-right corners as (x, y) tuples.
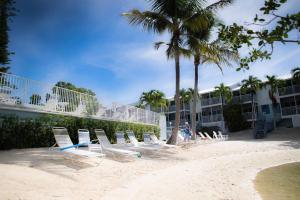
(0, 72), (160, 125)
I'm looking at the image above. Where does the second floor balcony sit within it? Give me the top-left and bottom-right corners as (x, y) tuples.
(201, 97), (221, 107)
(240, 94), (253, 102)
(168, 104), (190, 112)
(281, 106), (298, 116)
(202, 114), (223, 123)
(278, 86), (294, 96)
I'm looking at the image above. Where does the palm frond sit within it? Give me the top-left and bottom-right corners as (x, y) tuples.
(122, 10), (172, 33)
(206, 0), (233, 11)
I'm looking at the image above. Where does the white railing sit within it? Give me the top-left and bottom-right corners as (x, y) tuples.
(0, 72), (160, 125)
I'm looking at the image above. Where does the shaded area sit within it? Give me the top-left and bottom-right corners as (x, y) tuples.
(255, 162), (300, 200)
(228, 127), (300, 149)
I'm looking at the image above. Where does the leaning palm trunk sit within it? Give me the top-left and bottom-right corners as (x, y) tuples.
(191, 55), (200, 140)
(167, 46), (180, 145)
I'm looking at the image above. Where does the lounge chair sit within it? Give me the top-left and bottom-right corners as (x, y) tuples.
(126, 130), (160, 150)
(77, 129), (104, 152)
(52, 127), (104, 158)
(199, 132), (208, 140)
(213, 131), (221, 140)
(144, 132), (177, 148)
(218, 131), (228, 140)
(94, 129), (141, 158)
(204, 132), (213, 140)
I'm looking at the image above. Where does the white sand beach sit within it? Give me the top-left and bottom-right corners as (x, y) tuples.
(0, 127), (300, 200)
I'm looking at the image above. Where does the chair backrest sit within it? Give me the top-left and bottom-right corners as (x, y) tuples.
(217, 131), (224, 139)
(213, 131), (219, 139)
(52, 127), (74, 148)
(148, 132), (160, 144)
(143, 133), (152, 144)
(204, 132), (213, 140)
(78, 129), (90, 146)
(126, 131), (139, 147)
(116, 132), (126, 145)
(94, 129), (112, 148)
(199, 132), (206, 139)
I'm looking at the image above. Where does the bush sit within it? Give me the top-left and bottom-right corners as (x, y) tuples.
(223, 103), (250, 132)
(0, 114), (159, 150)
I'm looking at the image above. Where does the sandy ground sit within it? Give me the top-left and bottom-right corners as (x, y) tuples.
(0, 127), (300, 200)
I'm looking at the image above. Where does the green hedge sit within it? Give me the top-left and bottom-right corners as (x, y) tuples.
(0, 114), (159, 150)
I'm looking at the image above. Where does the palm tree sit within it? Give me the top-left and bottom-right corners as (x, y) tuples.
(214, 83), (232, 109)
(123, 0), (223, 144)
(179, 88), (194, 123)
(264, 75), (284, 105)
(291, 67), (300, 81)
(241, 76), (262, 128)
(139, 90), (168, 112)
(264, 75), (284, 128)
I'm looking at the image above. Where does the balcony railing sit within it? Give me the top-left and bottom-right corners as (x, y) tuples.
(201, 97), (221, 106)
(240, 94), (253, 102)
(281, 106), (297, 116)
(0, 72), (160, 125)
(278, 86), (294, 96)
(202, 114), (223, 123)
(168, 104), (190, 112)
(243, 112), (256, 120)
(293, 85), (300, 93)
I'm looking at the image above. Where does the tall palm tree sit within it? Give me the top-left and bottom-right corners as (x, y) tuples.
(179, 88), (194, 123)
(214, 83), (232, 108)
(139, 90), (168, 112)
(241, 76), (262, 128)
(291, 67), (300, 81)
(264, 75), (284, 128)
(213, 83), (232, 132)
(264, 75), (284, 105)
(123, 0), (222, 144)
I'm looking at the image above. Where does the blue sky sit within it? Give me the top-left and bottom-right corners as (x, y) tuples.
(9, 0), (300, 105)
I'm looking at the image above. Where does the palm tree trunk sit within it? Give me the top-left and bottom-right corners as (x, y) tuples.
(251, 93), (255, 128)
(191, 55), (199, 140)
(167, 46), (180, 145)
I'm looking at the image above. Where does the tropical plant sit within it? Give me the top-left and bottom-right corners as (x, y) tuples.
(187, 24), (238, 138)
(0, 114), (159, 150)
(0, 0), (17, 72)
(29, 94), (42, 105)
(264, 75), (284, 105)
(291, 67), (300, 82)
(214, 83), (232, 112)
(241, 76), (262, 128)
(218, 0), (300, 70)
(139, 90), (168, 112)
(123, 0), (226, 144)
(223, 103), (249, 132)
(179, 88), (194, 104)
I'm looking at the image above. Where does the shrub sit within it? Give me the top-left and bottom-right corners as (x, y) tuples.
(0, 114), (159, 150)
(223, 103), (250, 132)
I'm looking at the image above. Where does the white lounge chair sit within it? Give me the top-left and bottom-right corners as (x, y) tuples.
(77, 129), (104, 152)
(126, 131), (160, 150)
(204, 132), (213, 141)
(94, 129), (141, 158)
(144, 132), (177, 148)
(218, 131), (228, 140)
(52, 127), (104, 158)
(213, 131), (221, 140)
(199, 132), (208, 140)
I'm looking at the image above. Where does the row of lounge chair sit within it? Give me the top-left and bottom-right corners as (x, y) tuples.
(198, 131), (228, 141)
(52, 127), (172, 159)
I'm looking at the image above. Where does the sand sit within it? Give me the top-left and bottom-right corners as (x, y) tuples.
(0, 127), (300, 200)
